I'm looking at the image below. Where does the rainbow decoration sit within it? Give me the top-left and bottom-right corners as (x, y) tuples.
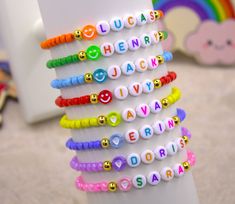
(152, 0), (235, 22)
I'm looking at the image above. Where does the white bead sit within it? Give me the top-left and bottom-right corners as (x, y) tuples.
(166, 141), (178, 156)
(149, 99), (162, 113)
(123, 14), (137, 28)
(136, 12), (148, 26)
(125, 129), (139, 144)
(110, 17), (124, 31)
(141, 149), (154, 164)
(107, 65), (121, 80)
(121, 61), (136, 75)
(122, 108), (136, 122)
(160, 167), (174, 181)
(127, 153), (141, 167)
(135, 103), (150, 118)
(132, 175), (146, 189)
(128, 82), (142, 96)
(140, 33), (152, 48)
(127, 36), (141, 51)
(164, 118), (175, 131)
(114, 40), (128, 54)
(96, 21), (110, 35)
(173, 163), (185, 177)
(150, 30), (160, 44)
(134, 58), (148, 72)
(100, 42), (114, 57)
(114, 85), (128, 100)
(152, 120), (166, 135)
(139, 125), (153, 139)
(175, 137), (186, 151)
(147, 56), (159, 70)
(147, 171), (161, 185)
(154, 146), (167, 160)
(142, 79), (154, 93)
(146, 10), (156, 23)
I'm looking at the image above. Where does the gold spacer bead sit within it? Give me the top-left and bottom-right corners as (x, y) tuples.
(84, 73), (93, 83)
(90, 94), (98, 104)
(154, 10), (161, 19)
(153, 79), (162, 88)
(182, 161), (190, 171)
(103, 161), (112, 171)
(97, 115), (106, 126)
(158, 31), (164, 41)
(182, 136), (189, 145)
(73, 29), (83, 40)
(101, 137), (110, 149)
(161, 98), (169, 108)
(78, 50), (87, 61)
(108, 181), (117, 192)
(156, 55), (165, 64)
(172, 116), (180, 126)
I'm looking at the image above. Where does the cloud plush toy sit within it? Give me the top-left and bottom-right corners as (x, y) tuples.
(185, 20), (235, 65)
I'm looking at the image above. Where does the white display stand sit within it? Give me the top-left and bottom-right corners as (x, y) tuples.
(0, 0), (61, 123)
(38, 0), (199, 203)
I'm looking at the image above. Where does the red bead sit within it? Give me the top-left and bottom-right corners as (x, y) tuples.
(98, 90), (112, 104)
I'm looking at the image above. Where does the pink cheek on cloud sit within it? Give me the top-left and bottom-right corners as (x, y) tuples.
(203, 43), (209, 49)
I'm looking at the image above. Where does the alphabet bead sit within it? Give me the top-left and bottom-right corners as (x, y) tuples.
(164, 118), (175, 131)
(110, 17), (124, 31)
(100, 42), (115, 57)
(160, 167), (174, 181)
(128, 36), (141, 51)
(142, 79), (154, 93)
(122, 108), (136, 122)
(121, 61), (136, 75)
(114, 40), (128, 54)
(123, 15), (137, 28)
(135, 58), (148, 72)
(139, 125), (153, 139)
(96, 21), (110, 35)
(136, 12), (148, 26)
(149, 99), (162, 113)
(152, 120), (166, 135)
(114, 86), (128, 100)
(166, 141), (178, 156)
(154, 146), (167, 160)
(136, 103), (150, 118)
(140, 33), (152, 48)
(127, 153), (141, 167)
(125, 129), (139, 144)
(146, 10), (156, 23)
(107, 65), (121, 80)
(173, 163), (185, 177)
(150, 30), (160, 44)
(141, 149), (154, 164)
(132, 175), (146, 189)
(147, 171), (161, 185)
(128, 82), (142, 96)
(175, 137), (186, 151)
(147, 56), (159, 70)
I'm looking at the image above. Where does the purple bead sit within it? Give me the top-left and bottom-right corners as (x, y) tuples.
(70, 156), (78, 170)
(181, 127), (192, 139)
(177, 108), (186, 122)
(112, 156), (127, 171)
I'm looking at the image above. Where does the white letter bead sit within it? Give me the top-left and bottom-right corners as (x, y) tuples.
(147, 56), (159, 70)
(147, 171), (161, 185)
(114, 40), (128, 54)
(123, 15), (137, 28)
(136, 12), (148, 26)
(114, 85), (128, 100)
(110, 17), (124, 31)
(146, 10), (156, 23)
(164, 118), (175, 131)
(100, 42), (114, 57)
(125, 129), (139, 144)
(132, 175), (146, 189)
(150, 30), (160, 44)
(173, 163), (185, 177)
(160, 167), (174, 181)
(142, 79), (154, 93)
(141, 149), (154, 164)
(121, 61), (136, 75)
(96, 21), (110, 35)
(140, 33), (152, 48)
(139, 125), (153, 139)
(175, 137), (186, 151)
(107, 65), (121, 80)
(127, 153), (141, 167)
(152, 120), (166, 135)
(149, 99), (162, 113)
(154, 146), (167, 160)
(135, 58), (148, 72)
(128, 82), (142, 96)
(136, 103), (150, 118)
(128, 36), (141, 51)
(166, 141), (178, 156)
(122, 108), (136, 122)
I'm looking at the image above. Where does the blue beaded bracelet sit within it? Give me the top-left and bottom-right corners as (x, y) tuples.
(51, 51), (173, 89)
(66, 108), (186, 151)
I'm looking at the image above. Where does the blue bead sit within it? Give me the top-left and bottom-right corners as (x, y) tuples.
(65, 138), (72, 149)
(110, 134), (124, 149)
(177, 108), (186, 122)
(88, 142), (94, 149)
(51, 79), (58, 88)
(77, 142), (83, 150)
(79, 76), (85, 84)
(70, 76), (78, 85)
(83, 142), (89, 149)
(93, 68), (108, 83)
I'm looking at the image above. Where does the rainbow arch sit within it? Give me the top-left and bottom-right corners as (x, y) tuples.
(152, 0), (235, 22)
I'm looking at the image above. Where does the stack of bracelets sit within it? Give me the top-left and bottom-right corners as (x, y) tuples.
(41, 9), (196, 193)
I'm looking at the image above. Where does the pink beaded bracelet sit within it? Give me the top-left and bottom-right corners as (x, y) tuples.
(75, 150), (196, 192)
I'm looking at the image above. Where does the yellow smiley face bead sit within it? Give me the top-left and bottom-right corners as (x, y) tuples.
(182, 136), (189, 145)
(84, 73), (93, 83)
(78, 50), (87, 61)
(156, 55), (164, 64)
(108, 181), (117, 192)
(172, 116), (180, 126)
(103, 161), (112, 171)
(153, 79), (162, 88)
(161, 98), (169, 108)
(182, 161), (190, 171)
(90, 94), (98, 104)
(101, 138), (110, 149)
(98, 115), (106, 126)
(74, 29), (83, 40)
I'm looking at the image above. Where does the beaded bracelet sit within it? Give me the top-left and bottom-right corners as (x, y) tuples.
(40, 10), (164, 49)
(55, 71), (176, 107)
(70, 134), (190, 172)
(59, 88), (182, 129)
(51, 51), (173, 89)
(75, 150), (196, 192)
(46, 30), (168, 68)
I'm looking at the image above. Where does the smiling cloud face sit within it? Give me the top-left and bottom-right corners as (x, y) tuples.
(185, 20), (235, 65)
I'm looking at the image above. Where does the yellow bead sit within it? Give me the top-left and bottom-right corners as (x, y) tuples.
(167, 95), (175, 105)
(182, 136), (189, 145)
(161, 98), (169, 108)
(81, 119), (90, 128)
(84, 73), (93, 83)
(98, 115), (106, 126)
(156, 55), (164, 64)
(182, 161), (190, 171)
(108, 181), (117, 192)
(74, 29), (82, 40)
(101, 138), (110, 149)
(153, 79), (162, 88)
(78, 51), (87, 61)
(172, 116), (180, 125)
(89, 118), (98, 126)
(90, 94), (98, 104)
(103, 161), (112, 171)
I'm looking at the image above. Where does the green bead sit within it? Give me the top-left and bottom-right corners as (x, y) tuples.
(86, 45), (101, 61)
(72, 54), (79, 62)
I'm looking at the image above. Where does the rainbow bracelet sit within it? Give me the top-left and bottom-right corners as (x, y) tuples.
(59, 88), (182, 129)
(75, 150), (196, 192)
